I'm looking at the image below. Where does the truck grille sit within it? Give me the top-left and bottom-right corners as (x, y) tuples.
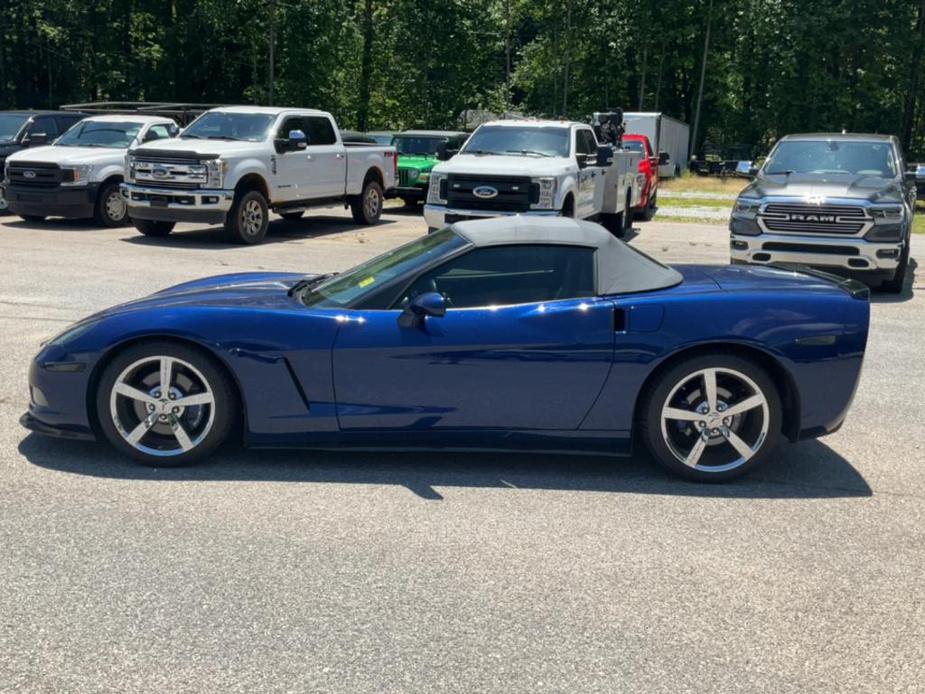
(446, 174), (533, 212)
(130, 155), (208, 189)
(759, 203), (869, 235)
(398, 169), (416, 187)
(6, 161), (62, 188)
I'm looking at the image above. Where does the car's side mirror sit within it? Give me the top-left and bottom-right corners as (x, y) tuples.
(398, 291), (446, 328)
(658, 151), (670, 166)
(288, 129), (308, 150)
(748, 166), (759, 178)
(576, 152), (589, 169)
(597, 145), (613, 167)
(25, 132), (48, 146)
(436, 143), (451, 161)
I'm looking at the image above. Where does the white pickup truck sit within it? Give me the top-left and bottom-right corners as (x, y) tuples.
(423, 119), (643, 236)
(121, 106), (397, 244)
(2, 115), (179, 226)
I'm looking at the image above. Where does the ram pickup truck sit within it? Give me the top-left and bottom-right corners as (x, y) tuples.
(730, 133), (916, 293)
(2, 115), (178, 226)
(122, 106), (397, 244)
(423, 119), (642, 237)
(0, 110), (88, 213)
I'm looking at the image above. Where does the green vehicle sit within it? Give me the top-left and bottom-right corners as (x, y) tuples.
(392, 130), (468, 205)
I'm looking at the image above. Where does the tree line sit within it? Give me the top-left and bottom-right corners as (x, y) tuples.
(2, 0), (925, 157)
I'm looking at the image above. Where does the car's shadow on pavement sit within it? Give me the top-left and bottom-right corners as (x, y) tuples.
(19, 435), (871, 501)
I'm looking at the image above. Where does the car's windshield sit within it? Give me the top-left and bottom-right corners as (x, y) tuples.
(461, 125), (570, 157)
(301, 228), (468, 308)
(181, 112), (275, 142)
(0, 114), (29, 142)
(763, 140), (897, 177)
(56, 120), (143, 148)
(394, 136), (447, 155)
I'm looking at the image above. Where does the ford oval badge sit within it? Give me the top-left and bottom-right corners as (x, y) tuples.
(23, 170), (36, 179)
(473, 185), (498, 199)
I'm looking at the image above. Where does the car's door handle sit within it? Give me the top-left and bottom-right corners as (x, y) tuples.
(305, 154), (313, 161)
(336, 153), (345, 159)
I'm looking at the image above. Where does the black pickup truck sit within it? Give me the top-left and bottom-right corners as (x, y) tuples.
(0, 110), (88, 213)
(730, 133), (916, 293)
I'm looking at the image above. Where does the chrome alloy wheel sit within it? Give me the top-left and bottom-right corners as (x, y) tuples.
(109, 356), (216, 457)
(105, 188), (127, 221)
(0, 191), (8, 211)
(659, 367), (769, 473)
(364, 184), (381, 219)
(240, 198), (265, 236)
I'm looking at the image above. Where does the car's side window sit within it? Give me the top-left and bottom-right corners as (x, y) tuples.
(144, 124), (172, 142)
(304, 116), (337, 146)
(398, 245), (595, 309)
(576, 129), (598, 163)
(277, 116), (305, 142)
(29, 116), (58, 138)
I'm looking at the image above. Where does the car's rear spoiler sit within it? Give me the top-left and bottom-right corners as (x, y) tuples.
(770, 262), (871, 300)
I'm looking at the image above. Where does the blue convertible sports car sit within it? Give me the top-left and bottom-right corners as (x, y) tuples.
(22, 217), (870, 481)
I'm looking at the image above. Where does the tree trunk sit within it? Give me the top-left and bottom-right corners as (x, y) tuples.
(357, 0), (374, 130)
(901, 0), (925, 152)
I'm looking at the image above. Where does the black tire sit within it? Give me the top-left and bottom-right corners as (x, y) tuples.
(350, 178), (384, 225)
(879, 239), (910, 294)
(560, 195), (575, 219)
(94, 181), (129, 227)
(622, 191), (634, 235)
(279, 211), (304, 222)
(95, 340), (238, 467)
(644, 191), (657, 221)
(601, 212), (625, 237)
(20, 215), (45, 223)
(133, 219), (175, 237)
(225, 189), (270, 244)
(638, 352), (782, 482)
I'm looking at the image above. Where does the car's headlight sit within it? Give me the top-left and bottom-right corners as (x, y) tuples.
(732, 198), (761, 220)
(531, 177), (557, 209)
(42, 319), (98, 348)
(428, 173), (447, 204)
(870, 205), (904, 224)
(205, 159), (227, 188)
(418, 171), (430, 183)
(407, 168), (420, 181)
(61, 164), (93, 186)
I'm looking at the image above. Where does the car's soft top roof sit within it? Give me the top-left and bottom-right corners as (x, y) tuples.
(450, 217), (682, 295)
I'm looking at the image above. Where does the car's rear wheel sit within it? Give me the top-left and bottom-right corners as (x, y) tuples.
(350, 179), (383, 225)
(134, 219), (175, 237)
(639, 353), (782, 482)
(96, 341), (237, 466)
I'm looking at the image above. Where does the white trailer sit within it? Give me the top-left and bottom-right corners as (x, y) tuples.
(623, 112), (690, 178)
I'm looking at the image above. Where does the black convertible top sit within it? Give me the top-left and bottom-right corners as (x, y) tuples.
(450, 216), (683, 295)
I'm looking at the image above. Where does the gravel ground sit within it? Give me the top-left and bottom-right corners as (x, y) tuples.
(0, 207), (923, 693)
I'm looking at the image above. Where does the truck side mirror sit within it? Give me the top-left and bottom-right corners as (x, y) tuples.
(575, 152), (589, 169)
(596, 145), (613, 167)
(25, 132), (48, 146)
(436, 142), (454, 161)
(658, 151), (670, 166)
(288, 129), (308, 150)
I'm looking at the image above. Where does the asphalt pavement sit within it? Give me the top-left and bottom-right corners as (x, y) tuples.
(0, 206), (923, 693)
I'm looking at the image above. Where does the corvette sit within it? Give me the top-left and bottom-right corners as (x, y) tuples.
(21, 217), (870, 481)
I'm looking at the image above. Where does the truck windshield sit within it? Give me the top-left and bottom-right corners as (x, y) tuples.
(300, 227), (468, 308)
(0, 114), (30, 142)
(394, 136), (446, 155)
(56, 121), (142, 148)
(181, 112), (275, 142)
(461, 125), (570, 157)
(764, 140), (897, 177)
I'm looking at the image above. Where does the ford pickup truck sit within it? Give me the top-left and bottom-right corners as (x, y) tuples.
(423, 119), (642, 237)
(730, 133), (916, 293)
(121, 106), (397, 244)
(3, 114), (178, 226)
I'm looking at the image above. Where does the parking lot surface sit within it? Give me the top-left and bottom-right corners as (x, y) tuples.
(1, 208), (923, 693)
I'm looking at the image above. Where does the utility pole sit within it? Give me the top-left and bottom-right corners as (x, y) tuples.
(268, 0), (277, 106)
(690, 0), (713, 160)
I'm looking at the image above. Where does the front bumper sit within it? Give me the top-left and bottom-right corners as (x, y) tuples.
(3, 183), (99, 219)
(423, 204), (559, 229)
(22, 356), (96, 441)
(20, 411), (96, 441)
(730, 231), (903, 276)
(121, 183), (233, 225)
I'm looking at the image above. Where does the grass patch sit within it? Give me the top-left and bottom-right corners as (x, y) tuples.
(914, 213), (925, 234)
(658, 196), (734, 210)
(656, 214), (728, 226)
(660, 173), (749, 196)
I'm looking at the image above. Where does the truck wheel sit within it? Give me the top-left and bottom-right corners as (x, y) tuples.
(280, 211), (304, 222)
(351, 179), (384, 225)
(644, 191), (658, 221)
(225, 189), (269, 244)
(94, 182), (129, 227)
(880, 240), (910, 294)
(20, 215), (45, 223)
(134, 219), (175, 237)
(600, 212), (625, 238)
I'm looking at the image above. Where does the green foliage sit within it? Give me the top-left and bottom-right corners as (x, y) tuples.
(2, 0), (925, 156)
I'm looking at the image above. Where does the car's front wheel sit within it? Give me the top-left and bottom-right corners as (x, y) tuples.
(880, 239), (910, 294)
(94, 182), (129, 227)
(96, 341), (237, 466)
(225, 189), (269, 244)
(639, 353), (782, 482)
